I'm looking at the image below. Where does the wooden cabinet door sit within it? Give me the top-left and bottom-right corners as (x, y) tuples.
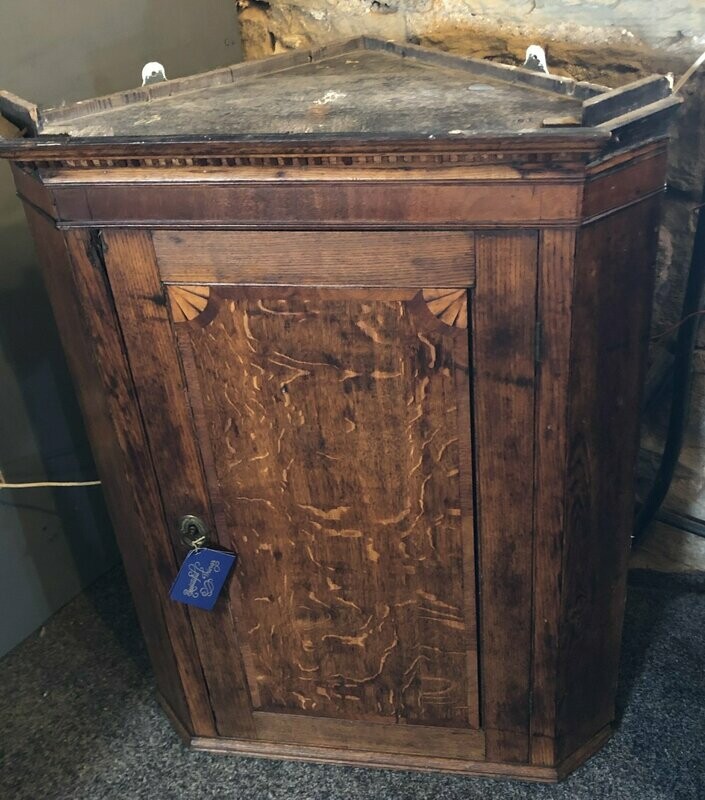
(102, 228), (484, 758)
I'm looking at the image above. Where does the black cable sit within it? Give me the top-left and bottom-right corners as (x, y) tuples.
(634, 183), (705, 542)
(654, 508), (705, 540)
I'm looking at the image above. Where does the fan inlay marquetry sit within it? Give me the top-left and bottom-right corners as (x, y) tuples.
(168, 285), (211, 322)
(422, 289), (468, 329)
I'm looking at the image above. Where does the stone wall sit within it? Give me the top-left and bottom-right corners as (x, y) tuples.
(236, 0), (705, 528)
(237, 1), (705, 64)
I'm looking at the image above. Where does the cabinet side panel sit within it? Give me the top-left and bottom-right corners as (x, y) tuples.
(473, 232), (539, 763)
(557, 195), (661, 759)
(530, 229), (577, 766)
(21, 208), (215, 736)
(100, 229), (255, 739)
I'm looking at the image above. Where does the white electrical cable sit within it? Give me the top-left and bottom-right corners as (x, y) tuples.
(0, 480), (101, 489)
(674, 49), (705, 94)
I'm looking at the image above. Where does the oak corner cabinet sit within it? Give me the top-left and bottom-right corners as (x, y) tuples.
(0, 38), (679, 782)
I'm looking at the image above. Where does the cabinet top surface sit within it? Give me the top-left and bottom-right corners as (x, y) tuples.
(0, 37), (679, 161)
(38, 46), (584, 139)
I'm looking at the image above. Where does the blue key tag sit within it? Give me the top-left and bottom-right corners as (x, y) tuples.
(170, 548), (237, 611)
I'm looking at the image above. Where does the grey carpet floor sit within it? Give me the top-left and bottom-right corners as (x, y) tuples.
(0, 567), (703, 800)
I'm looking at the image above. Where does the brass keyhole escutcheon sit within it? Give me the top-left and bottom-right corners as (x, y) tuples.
(179, 514), (209, 548)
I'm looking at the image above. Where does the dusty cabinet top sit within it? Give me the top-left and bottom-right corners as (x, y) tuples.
(0, 37), (680, 159)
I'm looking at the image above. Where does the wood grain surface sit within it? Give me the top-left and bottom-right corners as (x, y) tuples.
(472, 232), (539, 763)
(6, 124), (670, 778)
(582, 143), (668, 220)
(35, 41), (587, 139)
(252, 711), (484, 759)
(556, 195), (662, 760)
(21, 211), (216, 737)
(101, 230), (255, 738)
(154, 230), (476, 287)
(529, 228), (576, 766)
(49, 180), (583, 229)
(176, 285), (480, 729)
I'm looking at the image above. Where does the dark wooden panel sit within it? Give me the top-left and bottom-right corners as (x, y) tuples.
(472, 232), (538, 763)
(0, 89), (39, 133)
(21, 210), (215, 737)
(10, 163), (56, 218)
(100, 230), (255, 738)
(554, 724), (613, 781)
(253, 711), (484, 759)
(176, 285), (479, 729)
(582, 144), (668, 220)
(154, 230), (476, 286)
(50, 181), (583, 227)
(581, 75), (671, 126)
(192, 733), (559, 780)
(595, 100), (680, 153)
(530, 228), (577, 766)
(557, 196), (661, 760)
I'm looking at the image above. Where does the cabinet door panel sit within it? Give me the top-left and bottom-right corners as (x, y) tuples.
(174, 285), (477, 728)
(103, 229), (481, 751)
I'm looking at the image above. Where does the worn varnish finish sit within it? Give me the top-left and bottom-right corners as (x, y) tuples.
(22, 206), (215, 737)
(472, 233), (538, 764)
(529, 228), (577, 767)
(0, 38), (677, 781)
(100, 230), (255, 738)
(154, 230), (476, 287)
(47, 179), (585, 229)
(176, 286), (478, 727)
(251, 712), (484, 758)
(556, 196), (662, 760)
